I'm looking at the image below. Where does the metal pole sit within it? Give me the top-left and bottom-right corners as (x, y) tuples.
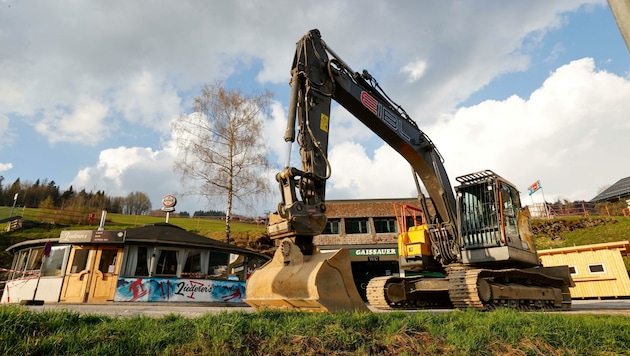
(9, 193), (18, 217)
(31, 256), (45, 301)
(540, 187), (550, 219)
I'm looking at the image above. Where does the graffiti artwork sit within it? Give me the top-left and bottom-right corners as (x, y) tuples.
(115, 278), (246, 303)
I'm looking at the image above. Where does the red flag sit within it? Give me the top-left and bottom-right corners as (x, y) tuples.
(528, 180), (541, 195)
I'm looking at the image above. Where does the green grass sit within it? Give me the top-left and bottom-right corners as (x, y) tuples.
(533, 216), (630, 249)
(0, 306), (628, 355)
(532, 216), (630, 271)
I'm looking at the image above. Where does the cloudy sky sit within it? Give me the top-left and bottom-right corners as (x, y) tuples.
(1, 1), (629, 216)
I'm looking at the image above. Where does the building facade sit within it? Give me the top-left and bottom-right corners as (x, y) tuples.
(314, 197), (426, 299)
(538, 241), (630, 299)
(1, 224), (269, 304)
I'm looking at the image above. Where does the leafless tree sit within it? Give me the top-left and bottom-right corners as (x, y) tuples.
(124, 191), (152, 215)
(172, 83), (272, 243)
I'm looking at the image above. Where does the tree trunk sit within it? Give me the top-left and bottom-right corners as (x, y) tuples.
(225, 190), (232, 244)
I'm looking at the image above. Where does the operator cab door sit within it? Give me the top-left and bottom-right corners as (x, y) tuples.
(60, 246), (122, 303)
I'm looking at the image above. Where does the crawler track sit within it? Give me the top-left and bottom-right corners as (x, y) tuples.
(367, 268), (572, 311)
(366, 276), (452, 310)
(366, 276), (391, 309)
(447, 266), (572, 311)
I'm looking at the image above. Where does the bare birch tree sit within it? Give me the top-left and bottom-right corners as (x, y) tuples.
(172, 83), (272, 243)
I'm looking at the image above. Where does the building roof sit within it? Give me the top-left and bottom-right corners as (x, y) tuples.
(538, 240), (630, 256)
(124, 223), (264, 256)
(591, 176), (630, 203)
(6, 223), (269, 260)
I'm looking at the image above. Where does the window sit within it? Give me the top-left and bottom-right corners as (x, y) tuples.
(182, 250), (204, 278)
(588, 264), (605, 274)
(568, 266), (577, 275)
(97, 249), (118, 274)
(135, 246), (150, 276)
(42, 246), (70, 277)
(70, 249), (90, 273)
(373, 217), (397, 233)
(9, 250), (28, 280)
(208, 251), (230, 279)
(345, 218), (370, 234)
(500, 182), (520, 240)
(156, 250), (178, 276)
(322, 219), (341, 234)
(27, 248), (44, 272)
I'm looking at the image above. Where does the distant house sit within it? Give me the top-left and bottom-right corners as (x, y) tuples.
(591, 176), (630, 203)
(538, 241), (630, 299)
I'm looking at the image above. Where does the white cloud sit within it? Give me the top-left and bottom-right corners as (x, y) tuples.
(0, 113), (11, 149)
(0, 1), (603, 146)
(66, 58), (629, 215)
(35, 97), (110, 145)
(429, 58), (630, 203)
(402, 60), (428, 82)
(112, 71), (182, 132)
(71, 145), (180, 210)
(0, 162), (13, 173)
(300, 58), (630, 208)
(326, 142), (415, 199)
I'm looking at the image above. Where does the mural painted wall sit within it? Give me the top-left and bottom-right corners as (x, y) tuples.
(115, 278), (246, 303)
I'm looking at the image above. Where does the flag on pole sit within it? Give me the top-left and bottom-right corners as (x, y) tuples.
(528, 180), (542, 195)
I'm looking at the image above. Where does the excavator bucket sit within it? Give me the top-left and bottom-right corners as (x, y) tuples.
(244, 239), (369, 312)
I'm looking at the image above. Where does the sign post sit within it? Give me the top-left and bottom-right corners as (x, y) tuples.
(161, 194), (177, 223)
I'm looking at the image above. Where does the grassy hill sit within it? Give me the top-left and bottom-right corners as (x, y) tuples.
(0, 210), (270, 268)
(1, 208), (629, 271)
(532, 216), (630, 270)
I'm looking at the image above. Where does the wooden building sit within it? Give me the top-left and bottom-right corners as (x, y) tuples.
(538, 241), (630, 299)
(1, 224), (269, 304)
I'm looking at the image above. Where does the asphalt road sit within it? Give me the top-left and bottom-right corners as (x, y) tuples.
(17, 299), (630, 318)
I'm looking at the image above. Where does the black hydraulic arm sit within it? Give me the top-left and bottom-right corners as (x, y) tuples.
(270, 29), (460, 262)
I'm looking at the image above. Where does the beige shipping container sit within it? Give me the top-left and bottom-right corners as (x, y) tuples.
(538, 241), (630, 299)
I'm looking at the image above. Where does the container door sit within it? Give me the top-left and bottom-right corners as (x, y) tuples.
(60, 247), (95, 302)
(88, 247), (123, 302)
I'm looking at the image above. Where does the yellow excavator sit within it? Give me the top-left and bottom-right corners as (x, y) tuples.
(245, 29), (573, 312)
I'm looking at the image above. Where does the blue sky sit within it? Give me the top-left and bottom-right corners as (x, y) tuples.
(1, 1), (629, 215)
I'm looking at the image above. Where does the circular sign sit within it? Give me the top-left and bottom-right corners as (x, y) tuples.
(162, 194), (177, 208)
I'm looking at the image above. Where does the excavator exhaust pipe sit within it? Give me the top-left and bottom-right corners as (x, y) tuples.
(245, 239), (369, 312)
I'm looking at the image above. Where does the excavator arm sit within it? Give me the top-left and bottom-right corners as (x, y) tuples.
(269, 29), (460, 264)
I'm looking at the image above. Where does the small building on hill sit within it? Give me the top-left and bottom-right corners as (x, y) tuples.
(591, 176), (630, 203)
(538, 241), (630, 299)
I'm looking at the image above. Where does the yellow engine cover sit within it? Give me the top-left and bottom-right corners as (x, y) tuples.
(399, 225), (432, 257)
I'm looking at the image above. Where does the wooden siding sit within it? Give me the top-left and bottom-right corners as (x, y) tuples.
(539, 241), (630, 299)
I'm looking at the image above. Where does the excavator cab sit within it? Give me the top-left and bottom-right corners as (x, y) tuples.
(455, 170), (539, 267)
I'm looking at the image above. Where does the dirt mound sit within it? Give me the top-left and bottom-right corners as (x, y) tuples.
(531, 218), (615, 240)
